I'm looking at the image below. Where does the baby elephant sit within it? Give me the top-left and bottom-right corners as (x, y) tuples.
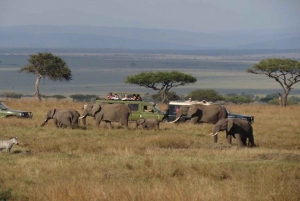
(136, 118), (159, 130)
(210, 118), (256, 148)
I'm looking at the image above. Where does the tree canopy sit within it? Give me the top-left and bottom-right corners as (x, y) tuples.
(247, 58), (300, 107)
(19, 52), (72, 101)
(125, 71), (197, 103)
(186, 89), (224, 102)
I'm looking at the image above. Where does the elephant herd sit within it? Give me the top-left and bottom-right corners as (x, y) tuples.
(41, 103), (256, 148)
(169, 104), (256, 148)
(41, 103), (131, 129)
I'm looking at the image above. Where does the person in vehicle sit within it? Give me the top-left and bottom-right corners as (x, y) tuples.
(131, 94), (137, 101)
(186, 98), (192, 102)
(136, 94), (142, 101)
(105, 92), (113, 100)
(122, 95), (129, 100)
(111, 93), (120, 100)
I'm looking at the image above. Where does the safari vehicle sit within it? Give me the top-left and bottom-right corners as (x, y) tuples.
(164, 101), (254, 123)
(95, 92), (165, 121)
(0, 101), (33, 118)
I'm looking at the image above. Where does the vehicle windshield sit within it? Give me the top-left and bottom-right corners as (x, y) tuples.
(0, 102), (9, 110)
(154, 104), (165, 114)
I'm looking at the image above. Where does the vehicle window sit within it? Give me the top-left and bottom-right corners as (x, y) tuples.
(143, 106), (153, 112)
(128, 103), (139, 111)
(0, 103), (7, 110)
(169, 105), (179, 114)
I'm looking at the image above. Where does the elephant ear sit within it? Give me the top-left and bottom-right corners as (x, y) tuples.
(227, 118), (234, 132)
(187, 106), (196, 117)
(91, 104), (101, 117)
(50, 109), (56, 118)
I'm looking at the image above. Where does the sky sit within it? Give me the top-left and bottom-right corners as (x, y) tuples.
(0, 0), (299, 33)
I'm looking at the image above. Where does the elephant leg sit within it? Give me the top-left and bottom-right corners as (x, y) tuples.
(235, 134), (245, 148)
(122, 121), (129, 129)
(248, 135), (256, 147)
(190, 117), (199, 124)
(241, 137), (247, 146)
(226, 134), (232, 145)
(105, 121), (112, 129)
(54, 119), (59, 128)
(82, 118), (87, 126)
(214, 135), (218, 143)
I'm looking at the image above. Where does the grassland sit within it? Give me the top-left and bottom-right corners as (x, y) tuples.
(0, 99), (299, 201)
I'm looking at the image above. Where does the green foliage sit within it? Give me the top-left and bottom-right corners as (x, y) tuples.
(269, 99), (298, 105)
(125, 71), (197, 103)
(259, 93), (278, 103)
(186, 89), (224, 102)
(289, 96), (300, 103)
(52, 95), (66, 101)
(1, 91), (23, 99)
(70, 94), (98, 102)
(268, 99), (279, 105)
(19, 52), (72, 101)
(19, 52), (72, 81)
(224, 94), (253, 104)
(40, 94), (52, 100)
(151, 91), (181, 102)
(0, 189), (12, 201)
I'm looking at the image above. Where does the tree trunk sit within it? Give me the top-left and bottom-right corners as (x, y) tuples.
(34, 75), (42, 101)
(160, 90), (167, 104)
(282, 91), (289, 107)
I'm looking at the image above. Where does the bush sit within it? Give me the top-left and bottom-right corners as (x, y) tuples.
(0, 189), (12, 201)
(186, 89), (224, 102)
(269, 99), (298, 105)
(1, 92), (23, 99)
(224, 95), (253, 104)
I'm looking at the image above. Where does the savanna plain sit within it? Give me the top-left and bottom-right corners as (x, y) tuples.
(0, 99), (299, 201)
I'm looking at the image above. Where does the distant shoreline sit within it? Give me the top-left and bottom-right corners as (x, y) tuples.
(1, 49), (300, 97)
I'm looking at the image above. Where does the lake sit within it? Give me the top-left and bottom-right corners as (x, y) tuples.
(1, 50), (299, 98)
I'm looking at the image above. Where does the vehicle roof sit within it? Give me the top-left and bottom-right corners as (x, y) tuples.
(97, 99), (155, 106)
(168, 101), (211, 106)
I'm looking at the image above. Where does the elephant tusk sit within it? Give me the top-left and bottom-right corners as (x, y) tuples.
(208, 133), (213, 135)
(168, 117), (180, 124)
(78, 116), (85, 119)
(41, 119), (48, 127)
(211, 132), (218, 136)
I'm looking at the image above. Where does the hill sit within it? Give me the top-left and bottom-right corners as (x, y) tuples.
(0, 25), (299, 49)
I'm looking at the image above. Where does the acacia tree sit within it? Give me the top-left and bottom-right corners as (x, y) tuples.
(186, 89), (224, 102)
(247, 58), (300, 107)
(19, 52), (72, 101)
(125, 71), (197, 103)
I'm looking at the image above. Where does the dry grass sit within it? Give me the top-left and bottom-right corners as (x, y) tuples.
(0, 99), (300, 201)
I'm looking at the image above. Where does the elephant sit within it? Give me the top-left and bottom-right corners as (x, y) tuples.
(136, 118), (159, 130)
(41, 109), (81, 129)
(170, 104), (228, 124)
(79, 103), (131, 129)
(210, 118), (256, 148)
